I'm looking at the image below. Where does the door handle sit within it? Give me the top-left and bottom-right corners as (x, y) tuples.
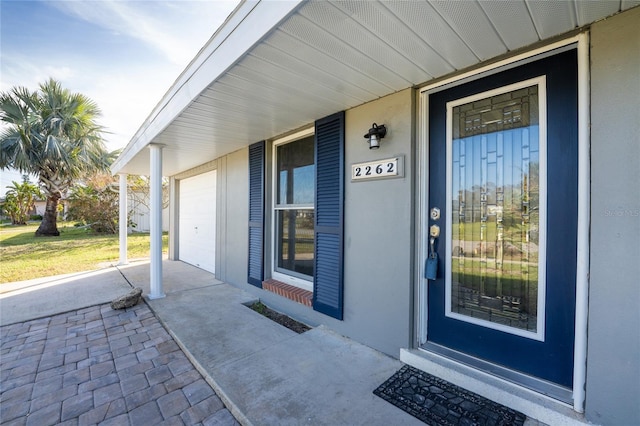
(429, 222), (441, 260)
(426, 224), (440, 280)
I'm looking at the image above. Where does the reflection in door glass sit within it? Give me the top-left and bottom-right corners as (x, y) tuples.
(450, 85), (541, 333)
(275, 136), (315, 280)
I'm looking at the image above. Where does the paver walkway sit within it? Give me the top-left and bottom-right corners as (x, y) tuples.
(0, 302), (238, 426)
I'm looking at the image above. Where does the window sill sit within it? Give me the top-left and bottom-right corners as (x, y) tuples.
(262, 279), (313, 307)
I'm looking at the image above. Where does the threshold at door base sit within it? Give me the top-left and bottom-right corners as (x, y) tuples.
(400, 348), (588, 426)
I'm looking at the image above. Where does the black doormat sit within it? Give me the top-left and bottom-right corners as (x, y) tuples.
(374, 365), (526, 426)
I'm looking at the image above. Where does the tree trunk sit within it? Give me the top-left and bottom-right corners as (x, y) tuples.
(35, 195), (60, 236)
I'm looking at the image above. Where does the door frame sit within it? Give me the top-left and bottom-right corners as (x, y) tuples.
(415, 33), (590, 412)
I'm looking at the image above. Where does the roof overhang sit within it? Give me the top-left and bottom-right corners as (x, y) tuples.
(112, 0), (638, 176)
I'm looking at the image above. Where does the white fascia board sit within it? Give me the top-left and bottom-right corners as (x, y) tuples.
(111, 0), (305, 175)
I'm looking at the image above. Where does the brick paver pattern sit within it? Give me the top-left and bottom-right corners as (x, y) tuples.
(0, 303), (238, 426)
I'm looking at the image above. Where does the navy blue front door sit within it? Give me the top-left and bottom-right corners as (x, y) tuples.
(426, 50), (578, 389)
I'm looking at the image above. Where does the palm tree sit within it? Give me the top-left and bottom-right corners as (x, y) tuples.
(3, 178), (42, 225)
(0, 78), (116, 236)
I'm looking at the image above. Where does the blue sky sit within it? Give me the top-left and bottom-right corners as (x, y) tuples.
(1, 0), (239, 190)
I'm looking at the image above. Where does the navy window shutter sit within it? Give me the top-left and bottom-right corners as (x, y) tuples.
(313, 112), (345, 320)
(248, 141), (265, 288)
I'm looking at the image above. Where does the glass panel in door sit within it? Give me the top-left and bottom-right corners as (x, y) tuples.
(447, 82), (545, 340)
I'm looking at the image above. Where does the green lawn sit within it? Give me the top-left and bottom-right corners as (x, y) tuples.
(0, 222), (168, 284)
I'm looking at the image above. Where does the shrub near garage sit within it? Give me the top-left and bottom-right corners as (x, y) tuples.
(67, 173), (119, 234)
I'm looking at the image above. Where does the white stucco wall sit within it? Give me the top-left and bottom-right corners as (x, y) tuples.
(341, 89), (414, 355)
(212, 90), (415, 357)
(163, 6), (640, 421)
(586, 6), (640, 425)
(166, 8), (640, 417)
(216, 148), (250, 286)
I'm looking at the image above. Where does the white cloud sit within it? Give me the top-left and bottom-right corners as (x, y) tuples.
(0, 53), (159, 151)
(50, 0), (238, 66)
(88, 68), (181, 151)
(2, 1), (239, 152)
(0, 57), (76, 93)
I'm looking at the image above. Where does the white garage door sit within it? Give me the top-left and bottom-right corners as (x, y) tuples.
(179, 170), (216, 273)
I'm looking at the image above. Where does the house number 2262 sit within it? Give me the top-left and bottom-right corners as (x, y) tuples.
(351, 158), (399, 181)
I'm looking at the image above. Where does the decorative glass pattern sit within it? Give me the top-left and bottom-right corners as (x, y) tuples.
(449, 85), (541, 333)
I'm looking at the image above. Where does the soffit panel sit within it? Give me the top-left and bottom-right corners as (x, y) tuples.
(279, 13), (408, 90)
(192, 86), (318, 142)
(170, 115), (262, 139)
(204, 84), (314, 131)
(249, 42), (375, 103)
(622, 1), (640, 10)
(213, 75), (304, 118)
(167, 117), (214, 133)
(478, 1), (539, 50)
(224, 65), (345, 118)
(183, 96), (274, 125)
(429, 0), (508, 60)
(575, 1), (623, 26)
(198, 88), (303, 126)
(172, 111), (268, 137)
(381, 1), (478, 69)
(194, 89), (242, 109)
(526, 0), (577, 39)
(239, 54), (366, 106)
(266, 30), (392, 97)
(298, 1), (442, 83)
(347, 2), (454, 82)
(117, 0), (635, 176)
(331, 1), (455, 79)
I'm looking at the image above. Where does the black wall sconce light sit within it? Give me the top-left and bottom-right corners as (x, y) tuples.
(364, 123), (387, 150)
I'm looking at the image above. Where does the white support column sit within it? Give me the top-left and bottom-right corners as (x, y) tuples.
(149, 144), (165, 299)
(118, 173), (128, 265)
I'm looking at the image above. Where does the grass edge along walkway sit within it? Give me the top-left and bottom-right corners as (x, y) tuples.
(0, 222), (167, 284)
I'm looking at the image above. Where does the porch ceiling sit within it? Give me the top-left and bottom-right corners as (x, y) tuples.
(112, 0), (638, 177)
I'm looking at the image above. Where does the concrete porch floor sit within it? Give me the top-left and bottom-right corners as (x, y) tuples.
(1, 260), (551, 425)
(119, 260), (420, 425)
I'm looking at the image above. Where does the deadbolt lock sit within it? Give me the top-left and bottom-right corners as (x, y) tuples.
(430, 207), (441, 221)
